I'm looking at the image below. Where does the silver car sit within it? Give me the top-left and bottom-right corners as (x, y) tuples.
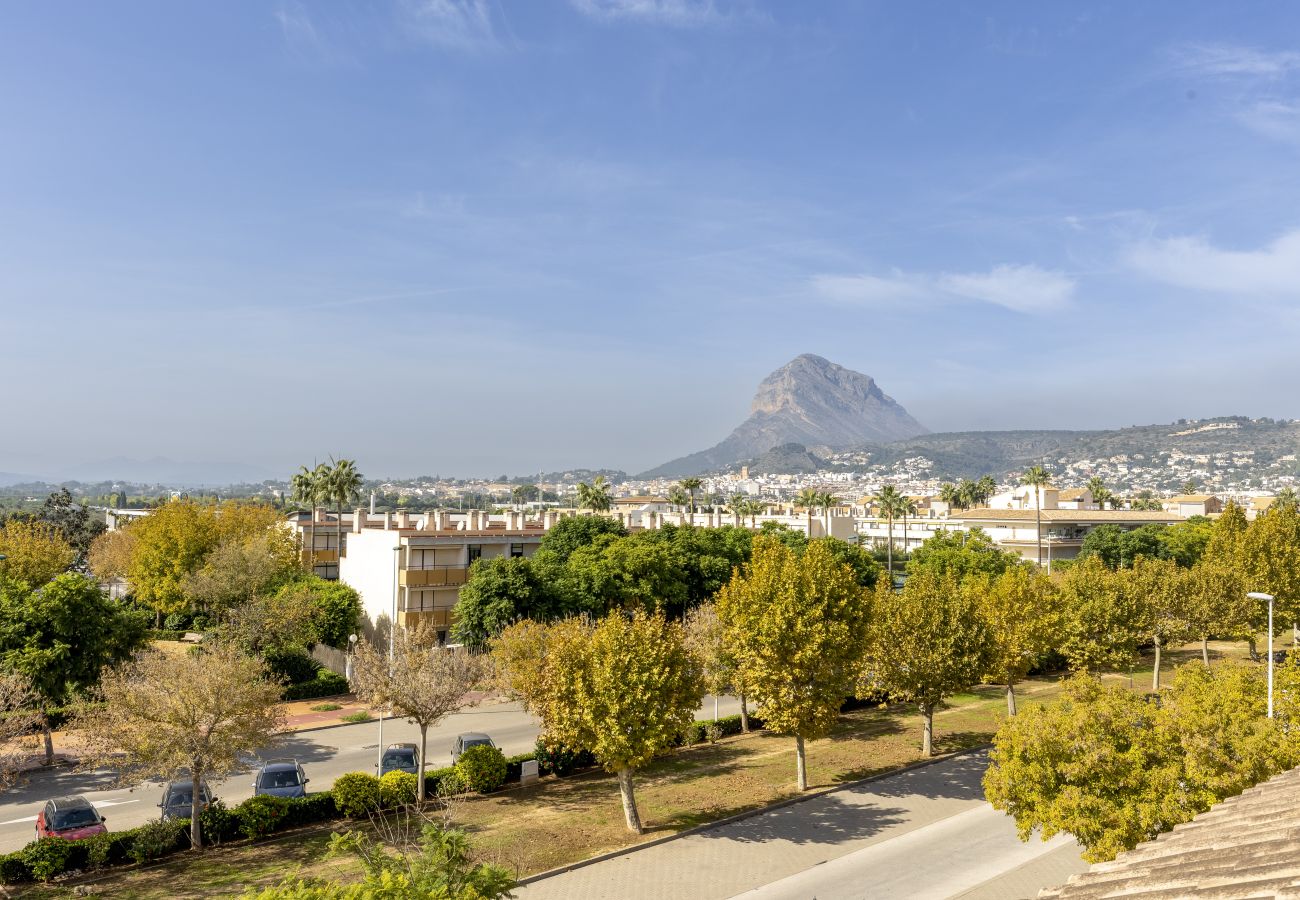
(252, 760), (309, 799)
(450, 732), (495, 764)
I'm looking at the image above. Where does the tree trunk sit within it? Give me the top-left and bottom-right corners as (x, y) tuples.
(1035, 497), (1043, 567)
(886, 518), (893, 582)
(1202, 635), (1210, 667)
(155, 609), (162, 628)
(418, 723), (428, 803)
(1152, 635), (1162, 692)
(336, 501), (344, 580)
(795, 734), (808, 791)
(921, 704), (933, 756)
(617, 768), (642, 833)
(190, 769), (203, 850)
(40, 705), (53, 766)
(739, 694), (750, 733)
(713, 695), (718, 721)
(1249, 636), (1258, 660)
(1005, 683), (1017, 717)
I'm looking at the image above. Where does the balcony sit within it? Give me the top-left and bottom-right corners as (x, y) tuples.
(399, 565), (469, 587)
(303, 548), (339, 564)
(398, 609), (453, 628)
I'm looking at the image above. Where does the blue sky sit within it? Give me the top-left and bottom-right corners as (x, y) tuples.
(3, 1), (1300, 479)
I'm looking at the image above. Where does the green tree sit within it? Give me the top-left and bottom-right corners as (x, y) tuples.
(290, 465), (326, 572)
(126, 500), (220, 624)
(1239, 501), (1300, 632)
(906, 528), (1022, 581)
(563, 534), (690, 617)
(542, 611), (703, 832)
(575, 476), (612, 515)
(1020, 465), (1052, 567)
(1158, 516), (1214, 567)
(1125, 557), (1191, 691)
(867, 570), (990, 754)
(274, 576), (362, 649)
(536, 515), (626, 563)
(678, 478), (703, 523)
(872, 485), (905, 579)
(986, 665), (1297, 863)
(717, 537), (872, 789)
(1086, 476), (1113, 511)
(182, 532), (301, 617)
(76, 645), (285, 850)
(972, 567), (1059, 715)
(685, 602), (747, 726)
(324, 458), (364, 579)
(1055, 556), (1149, 673)
(938, 483), (961, 510)
(0, 573), (146, 763)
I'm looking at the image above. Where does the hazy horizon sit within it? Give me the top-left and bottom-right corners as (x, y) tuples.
(5, 3), (1300, 479)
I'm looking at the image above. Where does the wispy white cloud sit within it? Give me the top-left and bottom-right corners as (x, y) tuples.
(1128, 229), (1300, 294)
(1237, 100), (1300, 144)
(811, 263), (1075, 315)
(399, 0), (497, 50)
(273, 1), (351, 63)
(569, 0), (736, 27)
(1173, 43), (1300, 78)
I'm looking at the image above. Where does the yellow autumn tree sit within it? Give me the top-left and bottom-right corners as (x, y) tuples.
(971, 566), (1060, 716)
(0, 520), (76, 587)
(717, 536), (872, 789)
(541, 611), (702, 833)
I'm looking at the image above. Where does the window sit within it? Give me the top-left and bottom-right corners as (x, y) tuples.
(510, 542), (524, 558)
(467, 545), (482, 564)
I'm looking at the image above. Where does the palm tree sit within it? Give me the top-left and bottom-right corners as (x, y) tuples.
(740, 499), (763, 528)
(668, 485), (690, 516)
(679, 478), (702, 525)
(576, 476), (612, 515)
(873, 485), (905, 579)
(938, 483), (960, 512)
(818, 491), (840, 537)
(1130, 490), (1162, 511)
(1086, 476), (1113, 510)
(729, 493), (748, 527)
(1021, 465), (1052, 567)
(974, 475), (997, 507)
(291, 464), (327, 572)
(325, 458), (364, 577)
(899, 496), (918, 561)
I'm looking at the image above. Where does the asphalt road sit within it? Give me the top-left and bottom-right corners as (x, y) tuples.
(516, 750), (1088, 900)
(0, 695), (740, 852)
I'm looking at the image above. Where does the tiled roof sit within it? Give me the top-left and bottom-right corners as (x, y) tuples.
(1165, 494), (1216, 503)
(1040, 765), (1300, 899)
(1057, 488), (1090, 501)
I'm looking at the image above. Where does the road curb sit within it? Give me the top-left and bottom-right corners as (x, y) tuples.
(514, 743), (992, 888)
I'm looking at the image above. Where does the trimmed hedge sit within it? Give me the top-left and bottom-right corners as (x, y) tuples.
(332, 772), (381, 818)
(455, 745), (507, 794)
(282, 670), (349, 702)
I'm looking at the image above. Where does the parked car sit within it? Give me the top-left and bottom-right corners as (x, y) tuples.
(36, 796), (107, 841)
(159, 779), (213, 820)
(450, 732), (495, 764)
(252, 760), (309, 798)
(378, 743), (420, 777)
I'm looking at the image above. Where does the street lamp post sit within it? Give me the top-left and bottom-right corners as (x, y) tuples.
(377, 546), (401, 769)
(345, 633), (358, 683)
(1249, 592), (1276, 718)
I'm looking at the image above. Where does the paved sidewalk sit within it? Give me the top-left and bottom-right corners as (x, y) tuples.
(516, 751), (1086, 900)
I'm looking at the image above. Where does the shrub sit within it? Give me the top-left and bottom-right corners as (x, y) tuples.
(534, 740), (594, 777)
(282, 670), (349, 702)
(332, 772), (382, 818)
(235, 794), (290, 840)
(340, 711), (372, 724)
(678, 722), (705, 747)
(147, 628), (187, 642)
(455, 745), (507, 794)
(163, 611), (192, 631)
(265, 649), (320, 685)
(434, 770), (466, 798)
(82, 830), (133, 869)
(0, 852), (32, 884)
(21, 837), (77, 882)
(713, 712), (764, 738)
(128, 818), (186, 863)
(310, 702), (342, 712)
(423, 765), (457, 797)
(380, 770), (418, 807)
(703, 722), (723, 744)
(283, 792), (337, 828)
(504, 753), (535, 783)
(199, 798), (238, 845)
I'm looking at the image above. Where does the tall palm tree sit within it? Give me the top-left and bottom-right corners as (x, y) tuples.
(668, 485), (690, 516)
(740, 499), (763, 528)
(1021, 465), (1052, 567)
(818, 491), (840, 537)
(729, 493), (748, 527)
(974, 475), (998, 507)
(679, 478), (703, 525)
(795, 487), (826, 536)
(291, 464), (327, 572)
(938, 483), (960, 511)
(873, 485), (904, 579)
(576, 476), (612, 515)
(899, 496), (918, 561)
(326, 458), (364, 577)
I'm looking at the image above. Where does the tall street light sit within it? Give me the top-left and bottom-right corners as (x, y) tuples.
(1249, 591), (1276, 718)
(377, 545), (401, 770)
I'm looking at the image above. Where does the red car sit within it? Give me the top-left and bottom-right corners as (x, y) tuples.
(36, 796), (107, 840)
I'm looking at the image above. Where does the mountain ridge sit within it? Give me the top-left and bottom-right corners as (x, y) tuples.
(641, 354), (928, 477)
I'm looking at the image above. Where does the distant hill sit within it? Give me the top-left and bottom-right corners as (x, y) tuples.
(642, 354), (927, 477)
(56, 457), (278, 487)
